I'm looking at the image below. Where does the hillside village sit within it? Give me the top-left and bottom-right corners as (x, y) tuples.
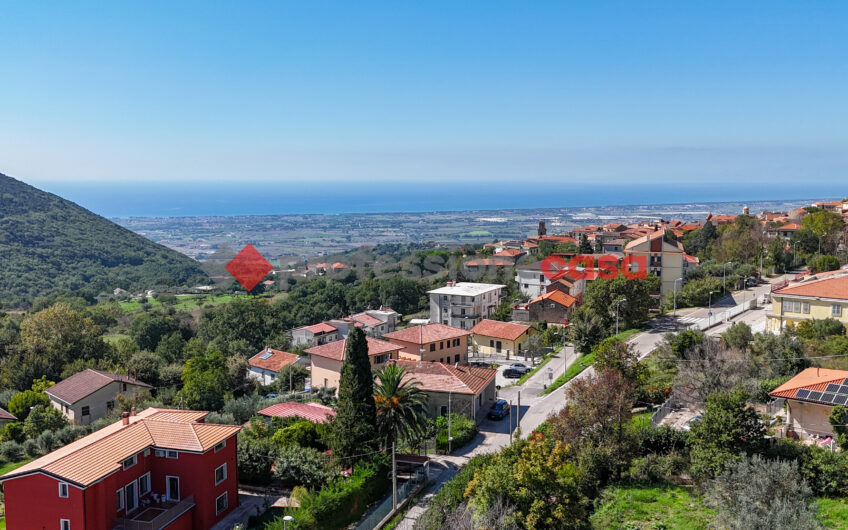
(3, 198), (848, 529)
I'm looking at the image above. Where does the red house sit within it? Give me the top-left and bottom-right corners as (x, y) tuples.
(1, 407), (241, 530)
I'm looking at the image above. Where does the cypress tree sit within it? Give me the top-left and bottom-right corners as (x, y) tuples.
(328, 327), (378, 460)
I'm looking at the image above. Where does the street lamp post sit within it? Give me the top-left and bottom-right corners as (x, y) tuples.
(673, 277), (684, 318)
(708, 290), (719, 323)
(615, 298), (627, 336)
(283, 515), (294, 530)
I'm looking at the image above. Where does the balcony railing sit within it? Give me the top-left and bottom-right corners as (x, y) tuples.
(114, 495), (195, 530)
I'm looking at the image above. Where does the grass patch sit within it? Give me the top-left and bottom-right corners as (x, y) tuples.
(629, 411), (652, 429)
(118, 294), (251, 313)
(590, 481), (715, 529)
(817, 497), (848, 529)
(540, 352), (595, 395)
(0, 457), (33, 476)
(615, 327), (645, 342)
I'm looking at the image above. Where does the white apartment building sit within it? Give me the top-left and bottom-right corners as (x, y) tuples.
(428, 282), (506, 329)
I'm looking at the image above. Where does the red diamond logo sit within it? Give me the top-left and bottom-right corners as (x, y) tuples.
(225, 244), (273, 292)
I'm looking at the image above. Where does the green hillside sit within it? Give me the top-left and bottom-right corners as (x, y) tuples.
(0, 173), (208, 307)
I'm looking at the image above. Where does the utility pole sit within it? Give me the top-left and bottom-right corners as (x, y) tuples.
(673, 278), (683, 318)
(447, 390), (452, 454)
(615, 298), (627, 336)
(392, 442), (397, 511)
(508, 399), (513, 444)
(516, 390), (521, 437)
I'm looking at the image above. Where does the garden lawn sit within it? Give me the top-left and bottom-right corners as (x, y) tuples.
(118, 293), (251, 313)
(590, 481), (715, 529)
(817, 497), (848, 529)
(0, 457), (34, 476)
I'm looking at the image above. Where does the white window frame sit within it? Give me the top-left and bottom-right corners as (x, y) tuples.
(215, 492), (228, 515)
(116, 488), (124, 511)
(214, 440), (226, 453)
(154, 449), (166, 457)
(214, 463), (227, 486)
(802, 302), (810, 314)
(833, 304), (843, 317)
(122, 454), (137, 470)
(166, 450), (179, 459)
(138, 472), (151, 496)
(125, 479), (138, 513)
(782, 300), (792, 312)
(166, 475), (180, 502)
(60, 520), (71, 530)
(58, 481), (69, 498)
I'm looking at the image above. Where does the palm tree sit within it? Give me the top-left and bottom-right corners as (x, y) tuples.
(373, 364), (429, 449)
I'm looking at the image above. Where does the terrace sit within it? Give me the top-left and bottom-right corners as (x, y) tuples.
(114, 495), (195, 530)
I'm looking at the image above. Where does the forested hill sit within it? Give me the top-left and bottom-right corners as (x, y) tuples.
(0, 173), (208, 307)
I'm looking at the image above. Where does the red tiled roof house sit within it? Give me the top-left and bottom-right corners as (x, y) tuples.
(383, 323), (471, 364)
(306, 337), (403, 392)
(390, 360), (497, 424)
(469, 319), (536, 359)
(247, 347), (303, 386)
(46, 369), (153, 426)
(769, 367), (848, 440)
(291, 322), (342, 347)
(257, 401), (336, 424)
(0, 407), (241, 530)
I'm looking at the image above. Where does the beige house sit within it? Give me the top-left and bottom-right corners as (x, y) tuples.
(766, 272), (848, 332)
(623, 230), (686, 296)
(391, 360), (498, 424)
(770, 367), (848, 440)
(46, 369), (152, 425)
(470, 319), (536, 359)
(383, 323), (471, 364)
(307, 337), (403, 392)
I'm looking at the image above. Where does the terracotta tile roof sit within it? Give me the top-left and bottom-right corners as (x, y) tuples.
(494, 248), (525, 258)
(257, 401), (336, 423)
(391, 360), (496, 395)
(464, 258), (512, 267)
(539, 235), (578, 244)
(383, 323), (471, 345)
(305, 336), (402, 361)
(470, 319), (532, 341)
(46, 369), (152, 405)
(0, 407), (16, 421)
(248, 347), (299, 373)
(684, 253), (699, 263)
(1, 408), (240, 487)
(303, 322), (338, 335)
(531, 290), (577, 308)
(777, 223), (801, 231)
(351, 312), (383, 327)
(773, 274), (848, 300)
(332, 262), (347, 269)
(770, 368), (848, 404)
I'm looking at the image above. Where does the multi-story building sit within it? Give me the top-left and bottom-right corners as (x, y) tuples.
(1, 407), (241, 530)
(383, 323), (471, 364)
(290, 322), (342, 347)
(515, 261), (586, 299)
(307, 336), (403, 392)
(766, 273), (848, 332)
(428, 282), (506, 329)
(247, 347), (304, 386)
(46, 369), (153, 426)
(623, 230), (686, 296)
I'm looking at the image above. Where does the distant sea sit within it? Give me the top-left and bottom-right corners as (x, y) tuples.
(35, 180), (832, 218)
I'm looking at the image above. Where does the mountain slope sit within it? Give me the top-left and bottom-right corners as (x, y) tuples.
(0, 173), (208, 306)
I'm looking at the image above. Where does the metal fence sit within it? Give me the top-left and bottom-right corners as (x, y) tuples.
(686, 298), (758, 331)
(650, 399), (676, 427)
(355, 467), (428, 530)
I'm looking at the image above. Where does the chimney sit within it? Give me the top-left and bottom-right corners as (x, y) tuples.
(122, 412), (130, 426)
(131, 407), (137, 416)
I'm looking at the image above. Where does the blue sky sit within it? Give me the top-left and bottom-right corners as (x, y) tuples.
(3, 2), (848, 190)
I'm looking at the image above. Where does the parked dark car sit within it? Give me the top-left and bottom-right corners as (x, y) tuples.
(488, 399), (510, 420)
(509, 363), (531, 374)
(503, 368), (523, 378)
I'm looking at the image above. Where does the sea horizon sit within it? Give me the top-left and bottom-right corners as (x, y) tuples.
(30, 179), (836, 219)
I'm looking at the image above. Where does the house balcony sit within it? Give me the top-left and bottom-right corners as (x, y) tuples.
(114, 495), (195, 530)
(451, 312), (480, 319)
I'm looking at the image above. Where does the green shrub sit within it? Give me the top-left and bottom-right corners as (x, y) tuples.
(273, 445), (335, 490)
(0, 440), (23, 462)
(273, 457), (390, 529)
(0, 422), (25, 443)
(22, 438), (40, 457)
(272, 420), (326, 450)
(415, 453), (495, 529)
(435, 413), (477, 453)
(7, 390), (49, 422)
(630, 452), (690, 482)
(237, 435), (277, 485)
(636, 425), (690, 456)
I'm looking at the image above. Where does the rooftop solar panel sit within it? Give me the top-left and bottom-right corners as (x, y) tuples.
(808, 391), (823, 401)
(827, 383), (841, 393)
(835, 395), (848, 405)
(259, 352), (273, 360)
(843, 378), (848, 386)
(840, 386), (848, 395)
(796, 389), (811, 399)
(822, 393), (836, 403)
